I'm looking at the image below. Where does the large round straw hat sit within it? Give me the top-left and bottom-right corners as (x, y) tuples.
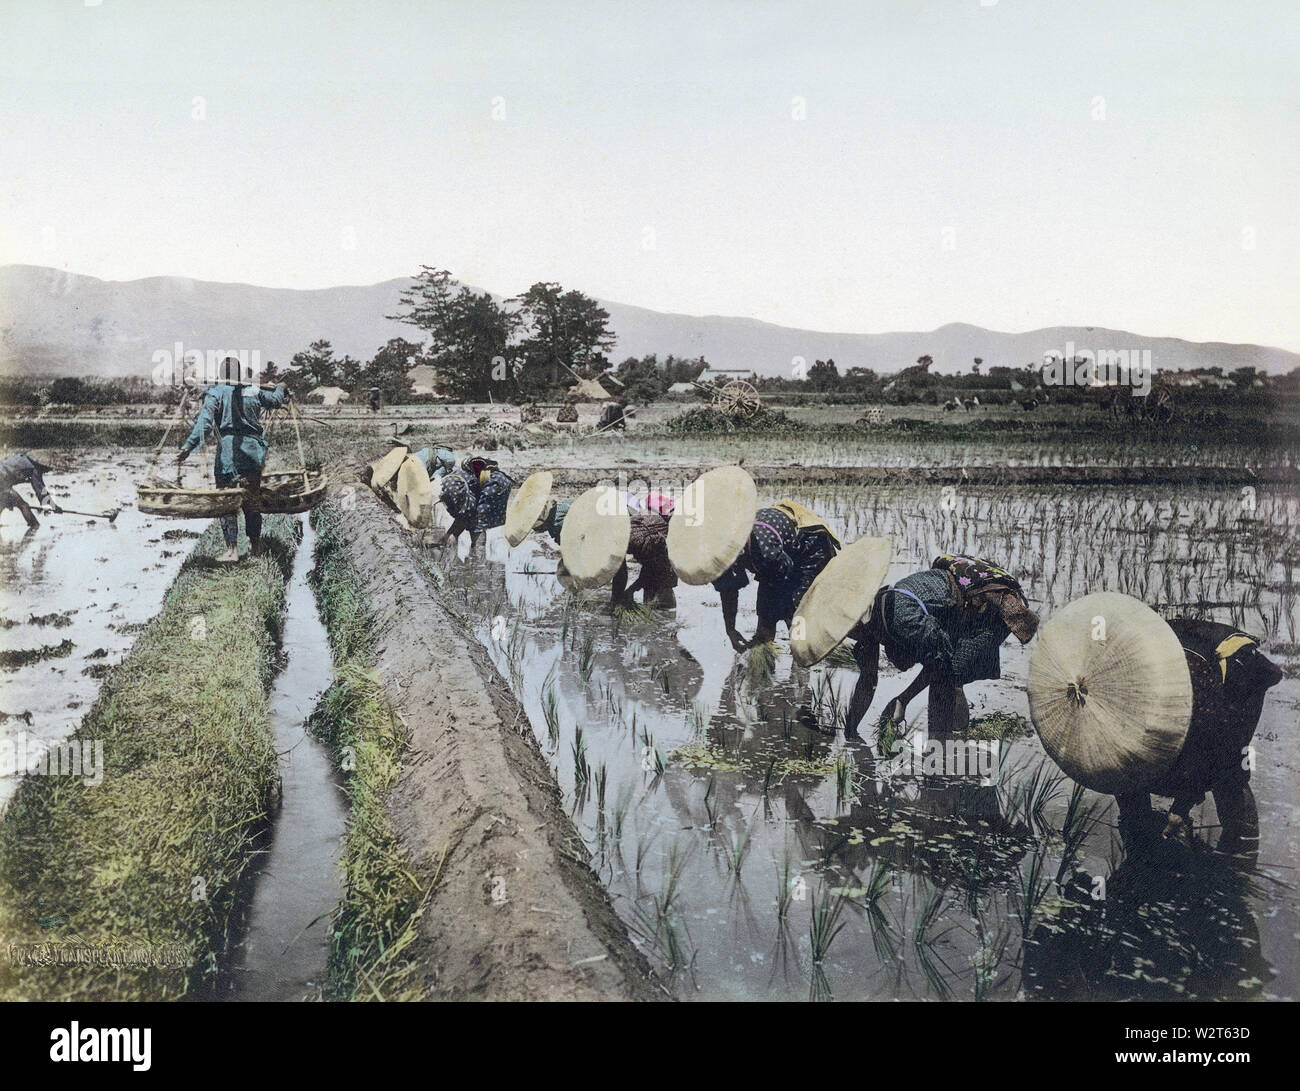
(369, 446), (409, 490)
(504, 471), (554, 547)
(790, 536), (893, 667)
(666, 466), (758, 585)
(1028, 591), (1192, 795)
(396, 455), (433, 528)
(560, 485), (632, 589)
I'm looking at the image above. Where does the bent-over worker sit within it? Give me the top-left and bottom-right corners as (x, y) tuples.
(713, 501), (842, 652)
(845, 554), (1038, 736)
(0, 452), (60, 528)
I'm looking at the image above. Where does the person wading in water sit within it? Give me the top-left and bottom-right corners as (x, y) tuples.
(0, 452), (61, 528)
(176, 356), (289, 563)
(844, 554), (1038, 737)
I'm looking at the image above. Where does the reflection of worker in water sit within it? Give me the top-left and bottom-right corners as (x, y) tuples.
(439, 455), (513, 556)
(714, 502), (841, 653)
(844, 554), (1038, 737)
(0, 452), (61, 528)
(1024, 829), (1269, 1001)
(613, 493), (677, 610)
(177, 356), (289, 563)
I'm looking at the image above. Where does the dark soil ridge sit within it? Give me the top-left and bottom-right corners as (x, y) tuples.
(327, 488), (664, 1000)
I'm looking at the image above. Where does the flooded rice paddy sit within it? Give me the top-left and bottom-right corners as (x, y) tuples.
(435, 482), (1299, 1001)
(0, 455), (199, 811)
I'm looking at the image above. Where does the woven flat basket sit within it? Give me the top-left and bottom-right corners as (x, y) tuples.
(136, 486), (246, 518)
(257, 471), (329, 514)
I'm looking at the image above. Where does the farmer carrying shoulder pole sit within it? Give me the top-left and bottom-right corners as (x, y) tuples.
(844, 554), (1038, 737)
(0, 452), (61, 528)
(176, 355), (289, 563)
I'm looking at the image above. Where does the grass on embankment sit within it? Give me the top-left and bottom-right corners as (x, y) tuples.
(308, 503), (430, 1001)
(0, 518), (294, 1001)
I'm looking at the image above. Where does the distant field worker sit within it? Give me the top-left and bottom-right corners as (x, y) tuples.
(614, 493), (678, 609)
(177, 356), (289, 563)
(845, 554), (1038, 736)
(714, 502), (842, 652)
(0, 452), (61, 528)
(598, 401), (627, 431)
(439, 455), (514, 555)
(1122, 619), (1282, 855)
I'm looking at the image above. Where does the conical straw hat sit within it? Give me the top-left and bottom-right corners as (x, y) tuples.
(504, 471), (554, 547)
(1028, 591), (1192, 795)
(790, 536), (893, 667)
(666, 466), (758, 585)
(396, 455), (433, 528)
(560, 485), (631, 589)
(369, 445), (409, 490)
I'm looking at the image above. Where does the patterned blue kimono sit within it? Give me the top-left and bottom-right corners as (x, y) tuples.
(179, 383), (288, 485)
(440, 466), (513, 534)
(712, 506), (839, 630)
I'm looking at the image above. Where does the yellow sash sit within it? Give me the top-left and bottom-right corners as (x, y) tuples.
(772, 501), (842, 548)
(1213, 634), (1256, 684)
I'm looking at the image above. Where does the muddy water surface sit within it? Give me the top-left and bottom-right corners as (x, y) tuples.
(0, 454), (198, 810)
(434, 484), (1299, 1001)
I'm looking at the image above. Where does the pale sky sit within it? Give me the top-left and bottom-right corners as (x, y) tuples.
(2, 0), (1297, 348)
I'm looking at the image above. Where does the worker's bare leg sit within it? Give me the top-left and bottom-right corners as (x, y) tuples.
(218, 513), (240, 562)
(1212, 779), (1259, 858)
(610, 562), (633, 609)
(927, 684), (970, 735)
(880, 666), (934, 727)
(246, 506), (263, 556)
(9, 492), (39, 529)
(845, 640), (879, 738)
(647, 587), (676, 610)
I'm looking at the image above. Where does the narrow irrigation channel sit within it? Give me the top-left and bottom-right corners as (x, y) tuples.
(227, 516), (346, 1001)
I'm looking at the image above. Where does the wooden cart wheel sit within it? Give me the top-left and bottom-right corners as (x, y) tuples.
(718, 380), (761, 418)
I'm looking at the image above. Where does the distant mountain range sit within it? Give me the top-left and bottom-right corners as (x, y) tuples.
(3, 264), (1296, 379)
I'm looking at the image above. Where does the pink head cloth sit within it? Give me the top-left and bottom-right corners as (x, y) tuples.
(644, 492), (676, 517)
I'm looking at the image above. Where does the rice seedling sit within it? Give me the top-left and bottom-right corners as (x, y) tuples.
(723, 820), (752, 877)
(571, 724), (590, 791)
(595, 762), (608, 813)
(1055, 781), (1104, 886)
(809, 964), (834, 1003)
(776, 844), (797, 920)
(540, 674), (561, 747)
(1014, 845), (1051, 937)
(971, 927), (1012, 1002)
(744, 640), (779, 686)
(609, 782), (633, 847)
(820, 645), (860, 672)
(912, 881), (952, 1000)
(577, 628), (596, 686)
(834, 753), (853, 803)
(688, 700), (711, 737)
(809, 886), (848, 963)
